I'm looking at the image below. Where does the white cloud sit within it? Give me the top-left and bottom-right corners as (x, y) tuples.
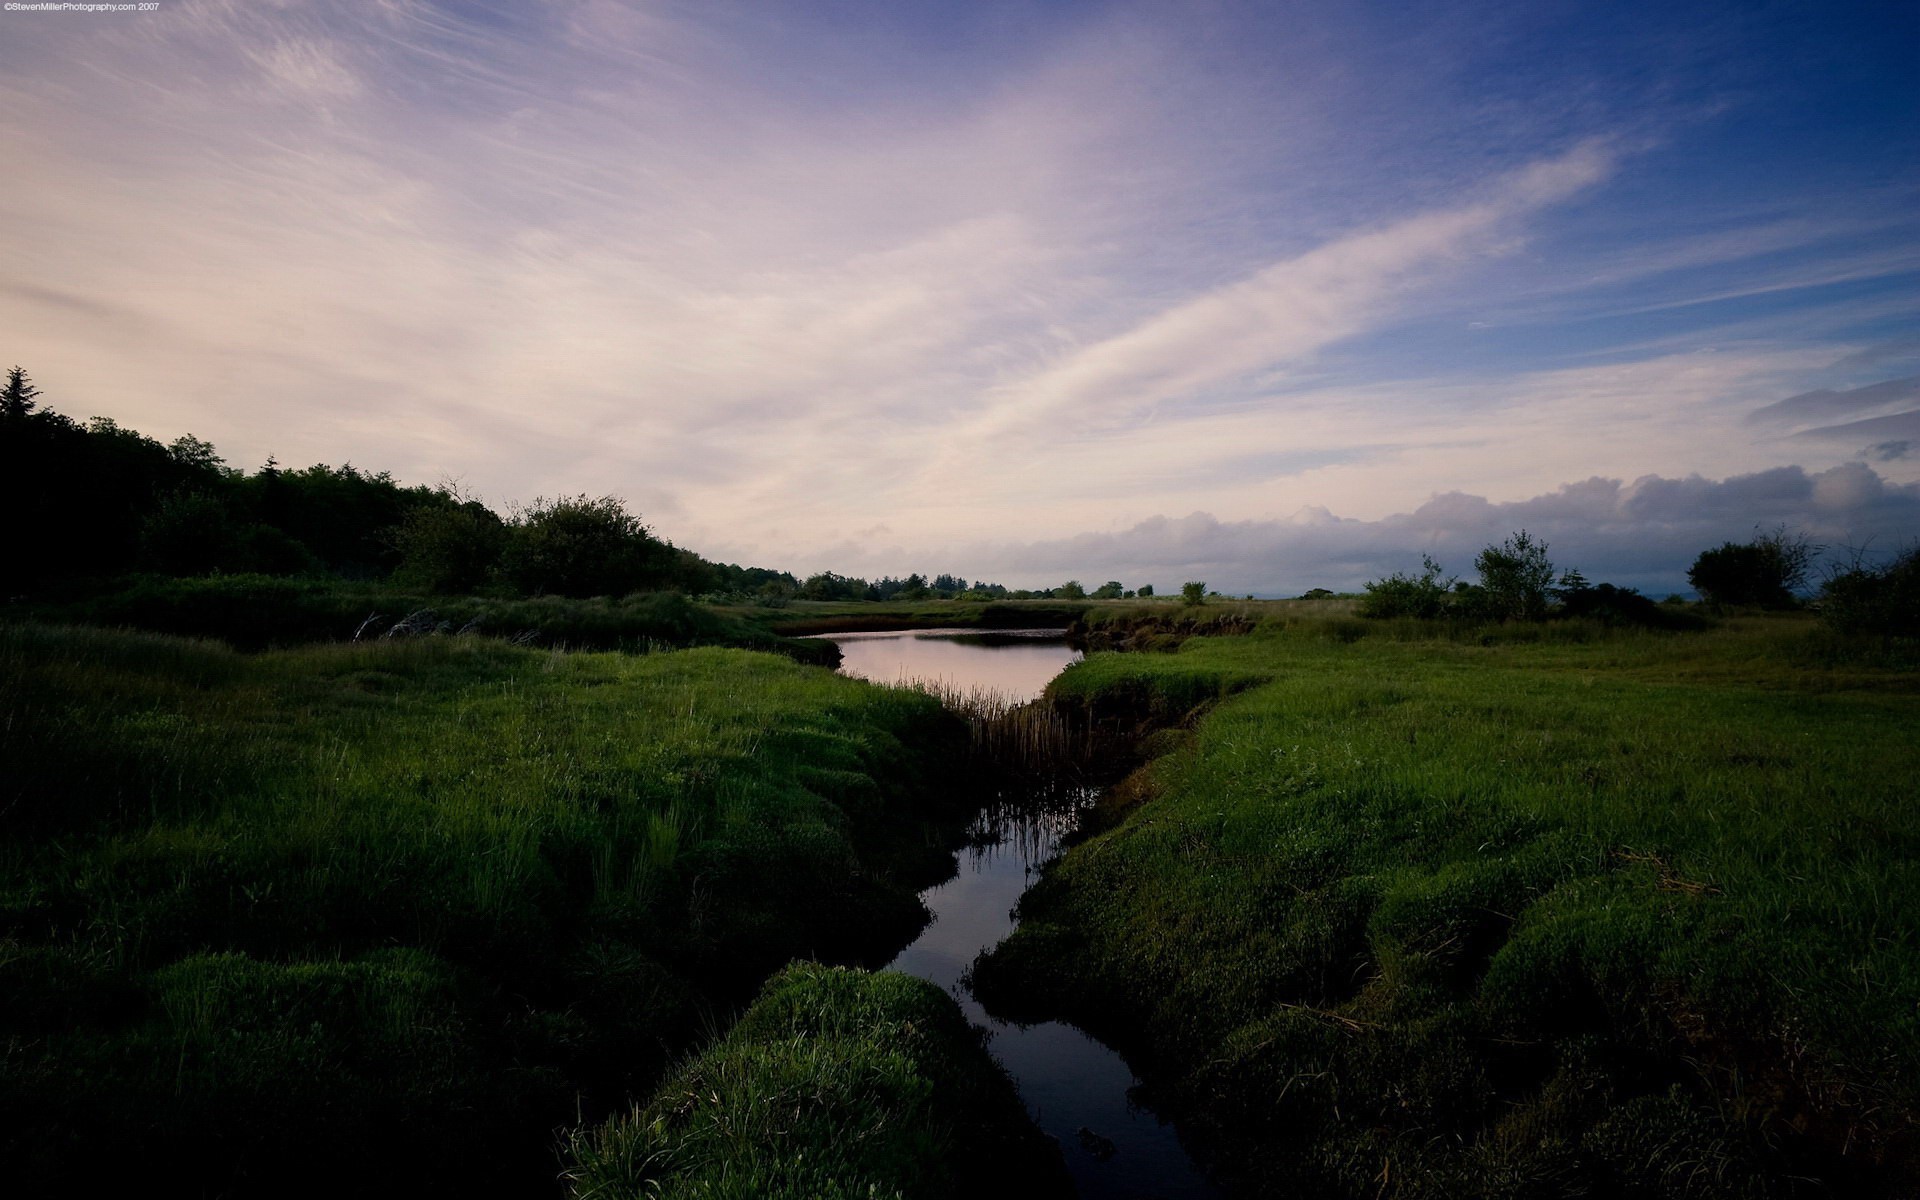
(880, 462), (1920, 596)
(1, 2), (1914, 586)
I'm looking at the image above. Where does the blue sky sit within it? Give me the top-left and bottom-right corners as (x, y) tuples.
(3, 0), (1916, 593)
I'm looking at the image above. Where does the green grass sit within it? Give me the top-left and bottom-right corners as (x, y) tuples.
(974, 613), (1919, 1197)
(0, 625), (975, 1195)
(569, 963), (1067, 1200)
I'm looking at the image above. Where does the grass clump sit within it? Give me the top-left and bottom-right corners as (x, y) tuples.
(974, 614), (1919, 1197)
(0, 625), (973, 1195)
(569, 963), (1067, 1200)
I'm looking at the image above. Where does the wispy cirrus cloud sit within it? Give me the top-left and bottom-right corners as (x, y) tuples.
(1, 1), (1915, 582)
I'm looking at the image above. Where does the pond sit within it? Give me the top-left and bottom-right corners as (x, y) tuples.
(817, 628), (1221, 1199)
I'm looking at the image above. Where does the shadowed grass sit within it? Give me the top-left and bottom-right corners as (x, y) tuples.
(568, 963), (1067, 1200)
(974, 613), (1919, 1197)
(0, 624), (973, 1195)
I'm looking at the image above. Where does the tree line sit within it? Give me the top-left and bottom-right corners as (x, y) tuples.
(0, 367), (1209, 606)
(0, 367), (779, 599)
(1358, 525), (1916, 637)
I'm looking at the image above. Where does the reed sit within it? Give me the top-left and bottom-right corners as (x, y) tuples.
(884, 678), (1096, 783)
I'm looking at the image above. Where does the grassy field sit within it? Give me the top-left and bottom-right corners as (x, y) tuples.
(570, 962), (1067, 1199)
(0, 625), (991, 1195)
(975, 608), (1919, 1197)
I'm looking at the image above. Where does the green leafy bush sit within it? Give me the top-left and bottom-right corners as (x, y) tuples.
(1358, 554), (1452, 618)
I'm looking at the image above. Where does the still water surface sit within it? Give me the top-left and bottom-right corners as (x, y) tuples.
(820, 628), (1220, 1199)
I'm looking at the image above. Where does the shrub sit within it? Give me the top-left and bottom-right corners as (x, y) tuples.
(502, 495), (671, 598)
(1688, 527), (1815, 608)
(1181, 581), (1207, 607)
(1475, 529), (1554, 621)
(1819, 544), (1920, 638)
(389, 499), (507, 593)
(1358, 556), (1452, 619)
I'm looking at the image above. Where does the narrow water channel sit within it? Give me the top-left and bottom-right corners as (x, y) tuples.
(822, 629), (1221, 1199)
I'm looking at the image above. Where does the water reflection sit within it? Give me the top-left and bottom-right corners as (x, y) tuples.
(823, 628), (1081, 703)
(819, 628), (1220, 1199)
(888, 791), (1220, 1200)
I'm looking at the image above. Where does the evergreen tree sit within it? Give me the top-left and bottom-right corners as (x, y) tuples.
(1, 366), (41, 420)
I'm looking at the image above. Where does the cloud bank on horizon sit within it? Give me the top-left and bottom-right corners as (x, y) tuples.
(2, 0), (1916, 592)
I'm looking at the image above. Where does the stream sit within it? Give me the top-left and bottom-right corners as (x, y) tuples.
(821, 628), (1221, 1199)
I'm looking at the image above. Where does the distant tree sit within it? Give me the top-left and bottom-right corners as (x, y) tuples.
(1, 366), (41, 420)
(502, 494), (669, 597)
(168, 434), (226, 473)
(1136, 584), (1154, 598)
(1358, 555), (1453, 619)
(1181, 581), (1206, 607)
(1090, 580), (1124, 600)
(1299, 588), (1334, 600)
(1058, 580), (1087, 600)
(1551, 568), (1590, 605)
(1475, 530), (1555, 621)
(1688, 526), (1817, 608)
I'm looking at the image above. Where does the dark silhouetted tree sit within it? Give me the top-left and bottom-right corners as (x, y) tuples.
(502, 494), (668, 597)
(1819, 544), (1919, 638)
(390, 494), (508, 593)
(1688, 527), (1816, 607)
(1, 366), (41, 420)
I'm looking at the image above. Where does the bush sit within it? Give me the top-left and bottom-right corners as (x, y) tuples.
(1820, 545), (1920, 638)
(1688, 527), (1815, 608)
(1181, 581), (1207, 607)
(390, 500), (507, 593)
(1475, 529), (1554, 621)
(502, 495), (671, 598)
(1358, 556), (1452, 619)
(1558, 582), (1706, 630)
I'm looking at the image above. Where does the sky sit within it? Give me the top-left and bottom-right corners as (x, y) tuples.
(3, 0), (1917, 594)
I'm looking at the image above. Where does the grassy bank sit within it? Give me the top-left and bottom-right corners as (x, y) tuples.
(570, 962), (1068, 1199)
(974, 612), (1919, 1196)
(0, 625), (978, 1195)
(7, 573), (837, 663)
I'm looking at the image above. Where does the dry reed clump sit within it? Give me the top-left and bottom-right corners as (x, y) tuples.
(886, 678), (1092, 780)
